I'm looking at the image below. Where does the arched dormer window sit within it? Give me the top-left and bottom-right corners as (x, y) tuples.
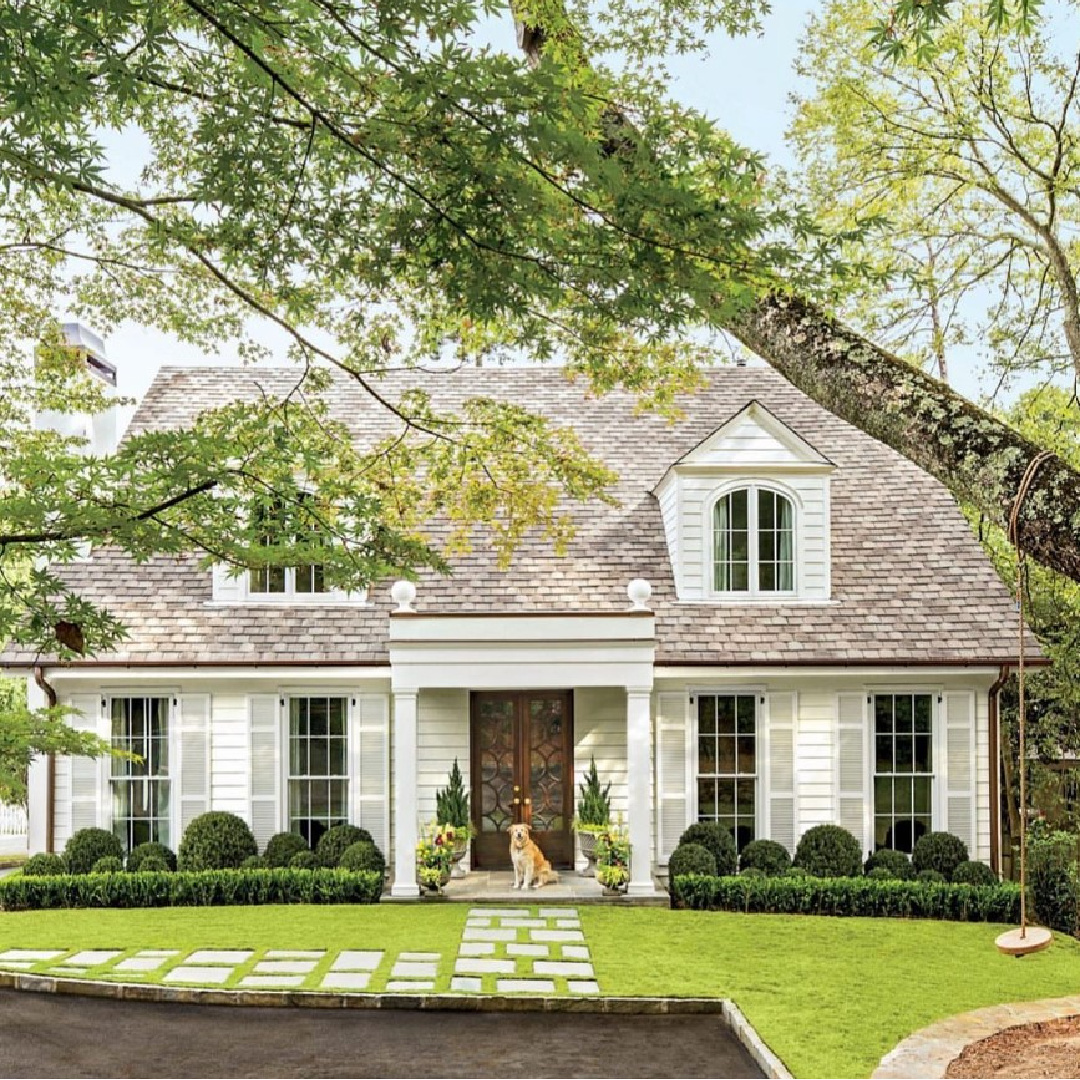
(712, 486), (795, 595)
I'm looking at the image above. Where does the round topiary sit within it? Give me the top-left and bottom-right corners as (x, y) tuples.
(338, 840), (387, 875)
(739, 839), (791, 877)
(91, 855), (124, 874)
(138, 854), (170, 873)
(739, 867), (766, 879)
(912, 831), (969, 880)
(916, 869), (946, 884)
(126, 841), (177, 873)
(676, 823), (737, 876)
(289, 850), (319, 870)
(784, 866), (815, 878)
(864, 848), (914, 880)
(22, 853), (66, 876)
(951, 860), (997, 887)
(263, 831), (309, 868)
(178, 811), (257, 871)
(315, 825), (373, 868)
(668, 842), (718, 879)
(241, 855), (267, 870)
(64, 828), (124, 875)
(867, 867), (896, 881)
(793, 824), (863, 879)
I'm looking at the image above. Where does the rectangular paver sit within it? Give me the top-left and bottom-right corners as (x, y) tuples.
(462, 928), (517, 942)
(454, 958), (516, 975)
(540, 908), (576, 917)
(468, 908), (526, 918)
(556, 920), (581, 929)
(390, 962), (438, 979)
(253, 960), (317, 975)
(320, 972), (370, 990)
(501, 919), (547, 928)
(136, 950), (181, 958)
(458, 942), (495, 956)
(65, 951), (121, 966)
(330, 951), (383, 971)
(0, 950), (63, 962)
(496, 979), (556, 993)
(533, 960), (595, 977)
(164, 966), (233, 985)
(264, 950), (325, 960)
(240, 975), (306, 988)
(562, 946), (590, 960)
(0, 962), (35, 970)
(569, 981), (600, 994)
(506, 943), (550, 958)
(187, 950), (252, 965)
(451, 976), (482, 992)
(465, 918), (492, 928)
(387, 980), (434, 991)
(115, 957), (168, 973)
(398, 952), (440, 962)
(530, 930), (585, 943)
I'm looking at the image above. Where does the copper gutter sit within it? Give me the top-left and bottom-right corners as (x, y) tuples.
(33, 665), (58, 854)
(988, 665), (1011, 876)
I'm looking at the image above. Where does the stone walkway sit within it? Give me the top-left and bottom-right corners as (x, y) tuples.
(0, 906), (599, 997)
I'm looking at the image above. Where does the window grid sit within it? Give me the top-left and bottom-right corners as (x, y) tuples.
(712, 487), (795, 596)
(757, 489), (794, 592)
(110, 696), (170, 851)
(288, 696), (349, 849)
(713, 490), (750, 592)
(697, 693), (757, 852)
(873, 693), (934, 854)
(247, 498), (329, 597)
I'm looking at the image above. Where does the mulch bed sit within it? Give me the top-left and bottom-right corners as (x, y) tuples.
(946, 1014), (1080, 1079)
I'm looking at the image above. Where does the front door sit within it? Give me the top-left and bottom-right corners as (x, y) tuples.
(470, 690), (574, 870)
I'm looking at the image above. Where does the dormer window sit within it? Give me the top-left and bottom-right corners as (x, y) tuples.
(712, 486), (795, 596)
(247, 497), (328, 597)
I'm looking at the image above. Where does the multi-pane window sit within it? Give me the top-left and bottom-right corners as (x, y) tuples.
(248, 499), (328, 597)
(873, 693), (934, 853)
(288, 696), (348, 848)
(713, 487), (795, 595)
(110, 696), (171, 850)
(697, 693), (757, 851)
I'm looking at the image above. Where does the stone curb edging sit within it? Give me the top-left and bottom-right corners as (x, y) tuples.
(872, 994), (1080, 1079)
(0, 970), (790, 1079)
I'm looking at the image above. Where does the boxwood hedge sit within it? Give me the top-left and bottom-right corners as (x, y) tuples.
(671, 873), (1020, 923)
(0, 867), (383, 911)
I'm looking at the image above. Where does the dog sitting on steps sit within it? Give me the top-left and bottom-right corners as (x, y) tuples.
(509, 822), (560, 889)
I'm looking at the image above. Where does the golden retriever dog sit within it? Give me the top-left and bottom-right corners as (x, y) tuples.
(509, 822), (560, 889)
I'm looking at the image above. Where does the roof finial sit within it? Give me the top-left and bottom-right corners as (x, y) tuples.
(390, 580), (417, 613)
(627, 578), (652, 611)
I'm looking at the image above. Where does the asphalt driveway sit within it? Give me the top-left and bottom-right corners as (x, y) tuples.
(0, 990), (764, 1078)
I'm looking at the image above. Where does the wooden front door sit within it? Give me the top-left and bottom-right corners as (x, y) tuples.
(470, 690), (574, 870)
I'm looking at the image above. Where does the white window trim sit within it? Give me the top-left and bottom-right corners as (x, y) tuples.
(865, 687), (946, 851)
(242, 568), (368, 606)
(689, 686), (766, 846)
(704, 481), (801, 601)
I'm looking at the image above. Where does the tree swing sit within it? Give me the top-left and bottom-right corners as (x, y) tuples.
(995, 452), (1054, 957)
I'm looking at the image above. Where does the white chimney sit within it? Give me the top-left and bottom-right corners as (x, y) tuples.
(35, 322), (119, 456)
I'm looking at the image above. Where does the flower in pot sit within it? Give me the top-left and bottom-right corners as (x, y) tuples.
(416, 821), (455, 892)
(573, 757), (611, 872)
(435, 759), (472, 872)
(595, 822), (630, 894)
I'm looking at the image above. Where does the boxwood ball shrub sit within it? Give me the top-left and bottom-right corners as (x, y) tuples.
(290, 850), (319, 870)
(917, 869), (946, 883)
(677, 823), (736, 876)
(912, 831), (969, 880)
(739, 839), (791, 877)
(139, 853), (170, 873)
(793, 825), (863, 879)
(91, 856), (125, 874)
(867, 867), (895, 880)
(315, 825), (373, 868)
(952, 860), (997, 887)
(64, 828), (124, 875)
(338, 841), (386, 875)
(22, 853), (66, 876)
(178, 811), (258, 871)
(864, 848), (914, 880)
(241, 855), (267, 870)
(668, 842), (718, 880)
(263, 831), (309, 868)
(127, 842), (177, 873)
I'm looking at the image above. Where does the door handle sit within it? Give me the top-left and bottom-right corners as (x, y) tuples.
(511, 797), (521, 806)
(524, 798), (531, 805)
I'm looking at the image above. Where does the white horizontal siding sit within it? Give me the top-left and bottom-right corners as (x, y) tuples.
(417, 689), (469, 827)
(574, 688), (628, 822)
(795, 691), (834, 838)
(211, 693), (248, 816)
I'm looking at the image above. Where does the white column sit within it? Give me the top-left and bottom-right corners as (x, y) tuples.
(26, 677), (48, 855)
(390, 689), (420, 897)
(626, 686), (655, 895)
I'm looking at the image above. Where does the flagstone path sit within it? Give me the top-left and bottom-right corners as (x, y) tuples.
(0, 907), (599, 996)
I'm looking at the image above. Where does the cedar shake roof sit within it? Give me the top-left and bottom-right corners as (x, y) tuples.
(1, 364), (1032, 667)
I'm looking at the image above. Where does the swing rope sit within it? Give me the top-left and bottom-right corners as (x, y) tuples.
(1007, 450), (1054, 939)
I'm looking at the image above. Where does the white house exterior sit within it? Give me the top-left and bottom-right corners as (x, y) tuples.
(2, 365), (1032, 895)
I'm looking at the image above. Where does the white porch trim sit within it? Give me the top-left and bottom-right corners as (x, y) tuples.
(390, 689), (420, 897)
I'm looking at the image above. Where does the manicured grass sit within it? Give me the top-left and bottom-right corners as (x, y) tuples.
(580, 908), (1080, 1079)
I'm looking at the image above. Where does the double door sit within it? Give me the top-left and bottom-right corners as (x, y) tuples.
(470, 690), (573, 869)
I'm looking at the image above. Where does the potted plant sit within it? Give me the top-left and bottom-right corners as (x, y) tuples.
(595, 823), (630, 894)
(435, 759), (472, 874)
(573, 757), (611, 873)
(416, 821), (455, 892)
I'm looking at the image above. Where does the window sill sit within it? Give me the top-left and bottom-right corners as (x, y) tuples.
(204, 597), (370, 609)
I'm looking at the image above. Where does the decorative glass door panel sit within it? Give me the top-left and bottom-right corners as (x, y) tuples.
(470, 691), (574, 869)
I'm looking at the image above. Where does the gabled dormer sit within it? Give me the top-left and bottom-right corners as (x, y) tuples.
(654, 401), (835, 603)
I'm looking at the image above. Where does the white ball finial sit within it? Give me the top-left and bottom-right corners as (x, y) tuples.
(627, 578), (652, 610)
(390, 579), (417, 612)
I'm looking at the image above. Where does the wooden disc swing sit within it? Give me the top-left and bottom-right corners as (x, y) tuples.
(995, 451), (1054, 957)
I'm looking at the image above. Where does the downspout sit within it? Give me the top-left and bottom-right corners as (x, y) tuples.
(33, 665), (58, 855)
(988, 665), (1011, 877)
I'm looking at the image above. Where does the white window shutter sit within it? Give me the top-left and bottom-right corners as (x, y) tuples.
(69, 694), (106, 833)
(351, 694), (389, 853)
(177, 694), (211, 838)
(211, 562), (245, 602)
(944, 691), (976, 858)
(836, 692), (868, 854)
(766, 692), (796, 854)
(249, 695), (281, 850)
(656, 692), (690, 864)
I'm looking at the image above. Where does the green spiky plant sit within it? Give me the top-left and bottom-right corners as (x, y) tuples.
(574, 757), (612, 835)
(435, 759), (471, 841)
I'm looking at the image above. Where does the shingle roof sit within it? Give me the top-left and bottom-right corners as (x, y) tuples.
(1, 364), (1031, 667)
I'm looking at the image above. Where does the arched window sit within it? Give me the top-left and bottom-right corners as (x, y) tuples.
(713, 487), (795, 595)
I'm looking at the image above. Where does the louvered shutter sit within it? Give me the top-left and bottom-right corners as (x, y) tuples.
(177, 694), (210, 835)
(656, 692), (690, 864)
(211, 562), (245, 601)
(351, 694), (389, 853)
(766, 692), (796, 854)
(69, 694), (106, 832)
(836, 692), (868, 854)
(249, 695), (281, 848)
(944, 691), (976, 858)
